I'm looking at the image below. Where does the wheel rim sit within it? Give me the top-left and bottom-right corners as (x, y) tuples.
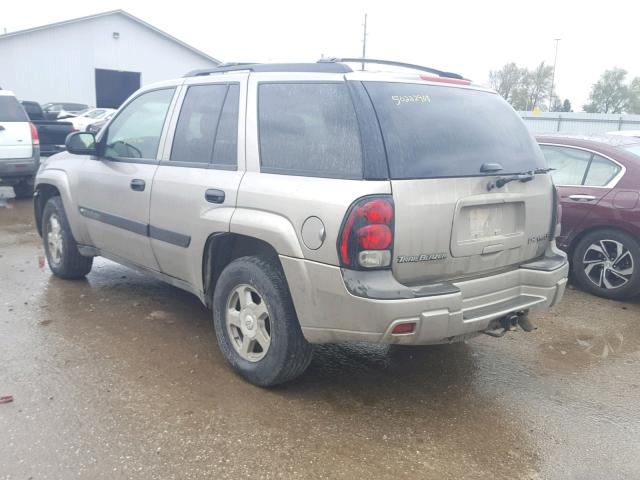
(582, 239), (634, 290)
(225, 284), (271, 362)
(46, 214), (64, 266)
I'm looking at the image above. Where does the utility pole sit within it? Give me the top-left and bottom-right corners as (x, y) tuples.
(361, 13), (367, 70)
(549, 38), (561, 111)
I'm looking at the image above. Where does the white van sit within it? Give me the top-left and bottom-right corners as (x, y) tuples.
(0, 90), (40, 197)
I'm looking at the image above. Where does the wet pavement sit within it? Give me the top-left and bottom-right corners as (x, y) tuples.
(1, 188), (639, 479)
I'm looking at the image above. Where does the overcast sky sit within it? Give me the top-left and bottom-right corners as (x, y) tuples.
(3, 0), (639, 110)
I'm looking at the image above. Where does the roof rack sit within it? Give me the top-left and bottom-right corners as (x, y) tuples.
(184, 62), (352, 77)
(318, 58), (465, 80)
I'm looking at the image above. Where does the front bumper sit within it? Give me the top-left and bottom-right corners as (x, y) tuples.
(281, 245), (568, 345)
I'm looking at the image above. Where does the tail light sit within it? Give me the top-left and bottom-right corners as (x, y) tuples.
(552, 187), (562, 238)
(338, 196), (394, 269)
(29, 123), (39, 146)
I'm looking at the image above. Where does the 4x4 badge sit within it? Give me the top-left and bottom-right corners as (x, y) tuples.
(397, 253), (448, 264)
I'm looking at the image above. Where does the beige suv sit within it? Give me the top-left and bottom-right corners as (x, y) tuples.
(34, 59), (569, 386)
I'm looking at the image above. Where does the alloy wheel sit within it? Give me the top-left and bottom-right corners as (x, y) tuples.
(225, 284), (271, 362)
(582, 239), (634, 290)
(47, 214), (64, 266)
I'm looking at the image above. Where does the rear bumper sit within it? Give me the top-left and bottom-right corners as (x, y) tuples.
(0, 150), (40, 185)
(282, 244), (568, 345)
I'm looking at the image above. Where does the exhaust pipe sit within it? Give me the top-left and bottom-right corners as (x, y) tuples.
(484, 311), (536, 338)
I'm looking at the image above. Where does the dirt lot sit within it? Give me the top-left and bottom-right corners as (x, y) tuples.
(1, 189), (639, 480)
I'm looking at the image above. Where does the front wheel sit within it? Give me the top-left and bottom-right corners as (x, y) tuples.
(42, 196), (93, 279)
(212, 256), (313, 386)
(572, 229), (640, 300)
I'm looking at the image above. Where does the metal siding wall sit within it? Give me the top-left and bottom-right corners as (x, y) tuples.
(0, 14), (217, 105)
(519, 112), (640, 135)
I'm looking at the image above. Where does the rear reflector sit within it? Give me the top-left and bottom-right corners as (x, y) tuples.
(392, 323), (416, 335)
(420, 75), (471, 85)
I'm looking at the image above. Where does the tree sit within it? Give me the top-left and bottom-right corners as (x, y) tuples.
(489, 61), (553, 111)
(525, 62), (554, 111)
(488, 63), (525, 106)
(629, 77), (640, 114)
(583, 68), (630, 113)
(562, 99), (572, 112)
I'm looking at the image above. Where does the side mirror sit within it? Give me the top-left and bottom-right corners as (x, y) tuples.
(65, 131), (97, 156)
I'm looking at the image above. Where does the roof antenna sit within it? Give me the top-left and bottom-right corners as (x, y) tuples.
(361, 13), (367, 71)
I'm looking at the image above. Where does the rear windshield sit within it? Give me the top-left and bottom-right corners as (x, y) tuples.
(363, 82), (545, 179)
(0, 96), (28, 122)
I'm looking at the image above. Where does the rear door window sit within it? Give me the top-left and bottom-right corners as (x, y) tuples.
(0, 96), (28, 122)
(170, 83), (239, 168)
(540, 145), (592, 185)
(363, 82), (544, 179)
(258, 83), (362, 179)
(171, 84), (227, 165)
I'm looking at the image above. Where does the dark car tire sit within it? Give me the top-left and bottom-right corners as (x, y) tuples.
(42, 196), (93, 279)
(13, 181), (34, 199)
(212, 256), (313, 387)
(572, 228), (640, 300)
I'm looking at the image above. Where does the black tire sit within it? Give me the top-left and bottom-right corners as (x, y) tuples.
(42, 196), (93, 279)
(572, 228), (640, 300)
(13, 181), (34, 199)
(212, 256), (313, 387)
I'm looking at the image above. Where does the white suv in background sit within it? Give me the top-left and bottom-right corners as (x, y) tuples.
(0, 90), (40, 198)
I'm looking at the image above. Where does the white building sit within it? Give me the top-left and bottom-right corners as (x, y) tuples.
(0, 10), (220, 107)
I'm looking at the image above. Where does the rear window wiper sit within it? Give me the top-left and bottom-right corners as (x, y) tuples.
(487, 168), (554, 191)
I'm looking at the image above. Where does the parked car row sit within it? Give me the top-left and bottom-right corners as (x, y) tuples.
(64, 108), (116, 132)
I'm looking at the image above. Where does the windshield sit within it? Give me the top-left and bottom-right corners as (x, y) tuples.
(0, 96), (28, 122)
(621, 144), (640, 158)
(363, 82), (545, 179)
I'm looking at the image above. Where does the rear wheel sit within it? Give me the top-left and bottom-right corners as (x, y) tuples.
(212, 256), (313, 386)
(13, 181), (34, 199)
(572, 229), (640, 300)
(42, 196), (93, 279)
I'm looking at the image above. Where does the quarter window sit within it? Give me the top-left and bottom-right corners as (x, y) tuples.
(258, 83), (362, 179)
(104, 88), (174, 160)
(584, 154), (621, 186)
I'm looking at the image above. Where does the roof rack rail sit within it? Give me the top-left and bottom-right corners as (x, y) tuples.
(184, 62), (353, 77)
(317, 57), (465, 80)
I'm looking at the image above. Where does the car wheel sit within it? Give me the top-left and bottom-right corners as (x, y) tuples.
(42, 196), (93, 279)
(572, 229), (640, 300)
(212, 256), (313, 386)
(13, 181), (34, 199)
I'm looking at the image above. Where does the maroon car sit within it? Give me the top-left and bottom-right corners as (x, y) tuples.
(537, 135), (640, 300)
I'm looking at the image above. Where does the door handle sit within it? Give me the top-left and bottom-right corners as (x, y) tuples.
(205, 189), (225, 204)
(130, 179), (146, 191)
(568, 194), (596, 202)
